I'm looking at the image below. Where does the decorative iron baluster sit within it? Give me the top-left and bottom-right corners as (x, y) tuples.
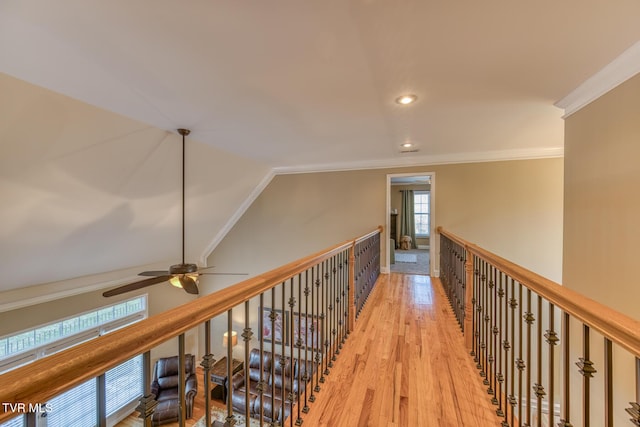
(201, 321), (215, 427)
(225, 312), (235, 427)
(558, 311), (573, 427)
(626, 357), (640, 426)
(517, 282), (524, 427)
(545, 303), (558, 427)
(312, 264), (321, 396)
(288, 277), (296, 427)
(244, 301), (253, 425)
(496, 271), (505, 416)
(524, 288), (534, 427)
(604, 338), (613, 427)
(534, 295), (544, 427)
(136, 351), (157, 427)
(576, 324), (596, 427)
(259, 293), (265, 424)
(488, 265), (496, 401)
(302, 270), (311, 414)
(508, 278), (517, 427)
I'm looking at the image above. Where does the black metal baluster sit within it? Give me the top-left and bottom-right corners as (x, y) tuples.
(544, 304), (558, 427)
(244, 301), (253, 425)
(517, 282), (524, 427)
(626, 357), (640, 426)
(296, 273), (303, 426)
(471, 258), (479, 362)
(179, 333), (186, 427)
(534, 296), (544, 427)
(604, 338), (613, 427)
(480, 260), (488, 382)
(288, 277), (296, 427)
(328, 256), (335, 368)
(136, 351), (156, 427)
(225, 312), (234, 426)
(321, 260), (329, 382)
(488, 265), (497, 402)
(496, 270), (505, 415)
(576, 324), (596, 427)
(201, 321), (214, 427)
(508, 278), (517, 427)
(312, 264), (321, 398)
(281, 281), (287, 424)
(525, 288), (533, 427)
(270, 289), (277, 423)
(302, 270), (311, 414)
(259, 293), (265, 424)
(559, 312), (572, 427)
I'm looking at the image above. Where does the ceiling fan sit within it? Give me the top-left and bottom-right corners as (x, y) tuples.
(103, 129), (246, 297)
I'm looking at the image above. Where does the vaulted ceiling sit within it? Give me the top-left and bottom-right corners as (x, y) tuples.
(2, 1), (640, 301)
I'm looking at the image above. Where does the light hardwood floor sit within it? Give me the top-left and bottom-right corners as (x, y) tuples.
(118, 273), (502, 427)
(299, 273), (503, 427)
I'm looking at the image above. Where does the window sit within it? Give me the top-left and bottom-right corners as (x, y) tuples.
(414, 191), (430, 237)
(0, 415), (24, 427)
(0, 296), (146, 372)
(0, 297), (147, 427)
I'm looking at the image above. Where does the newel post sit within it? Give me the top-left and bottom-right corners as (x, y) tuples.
(464, 245), (474, 351)
(348, 240), (356, 332)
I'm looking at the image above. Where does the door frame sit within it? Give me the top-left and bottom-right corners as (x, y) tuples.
(385, 172), (437, 277)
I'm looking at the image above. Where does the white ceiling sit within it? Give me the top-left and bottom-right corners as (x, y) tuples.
(2, 0), (640, 299)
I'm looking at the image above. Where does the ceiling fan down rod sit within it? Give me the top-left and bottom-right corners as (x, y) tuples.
(177, 128), (190, 266)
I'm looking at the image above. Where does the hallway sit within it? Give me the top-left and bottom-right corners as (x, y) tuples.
(301, 273), (503, 426)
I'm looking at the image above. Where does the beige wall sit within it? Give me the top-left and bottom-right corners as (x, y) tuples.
(563, 73), (640, 319)
(206, 158), (564, 287)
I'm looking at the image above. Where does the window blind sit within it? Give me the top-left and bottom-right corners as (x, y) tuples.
(46, 379), (97, 427)
(105, 355), (143, 415)
(0, 415), (24, 427)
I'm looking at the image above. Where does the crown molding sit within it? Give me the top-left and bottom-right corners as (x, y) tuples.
(272, 146), (564, 175)
(555, 40), (640, 118)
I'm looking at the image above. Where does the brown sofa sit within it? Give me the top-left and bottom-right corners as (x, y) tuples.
(150, 354), (198, 425)
(229, 349), (314, 423)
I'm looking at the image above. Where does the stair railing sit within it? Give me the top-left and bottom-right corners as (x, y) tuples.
(438, 227), (640, 427)
(0, 226), (382, 427)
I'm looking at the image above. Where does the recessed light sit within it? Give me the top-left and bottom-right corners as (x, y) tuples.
(401, 142), (413, 148)
(395, 94), (417, 105)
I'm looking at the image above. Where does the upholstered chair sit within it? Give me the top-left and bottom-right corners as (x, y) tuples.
(150, 354), (198, 425)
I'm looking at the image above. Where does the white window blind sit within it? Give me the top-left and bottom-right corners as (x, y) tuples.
(0, 415), (24, 427)
(45, 379), (97, 427)
(105, 355), (143, 415)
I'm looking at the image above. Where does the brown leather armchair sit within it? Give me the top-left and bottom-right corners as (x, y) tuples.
(150, 354), (198, 425)
(229, 349), (314, 423)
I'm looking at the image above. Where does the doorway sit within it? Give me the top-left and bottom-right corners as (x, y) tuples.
(386, 172), (435, 276)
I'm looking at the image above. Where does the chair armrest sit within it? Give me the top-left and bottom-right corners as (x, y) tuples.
(185, 374), (198, 397)
(228, 371), (245, 390)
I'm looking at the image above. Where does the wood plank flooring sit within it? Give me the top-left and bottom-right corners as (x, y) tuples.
(118, 273), (502, 427)
(299, 273), (503, 427)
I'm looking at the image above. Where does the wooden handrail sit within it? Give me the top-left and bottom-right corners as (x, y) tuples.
(0, 228), (382, 422)
(355, 225), (384, 244)
(437, 227), (640, 358)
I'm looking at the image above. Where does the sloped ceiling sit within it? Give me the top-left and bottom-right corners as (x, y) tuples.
(1, 1), (640, 300)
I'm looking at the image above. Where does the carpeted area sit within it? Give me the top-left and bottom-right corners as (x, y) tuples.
(390, 249), (429, 275)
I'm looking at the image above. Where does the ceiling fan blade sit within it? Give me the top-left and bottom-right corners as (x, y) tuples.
(180, 276), (199, 295)
(103, 275), (171, 297)
(138, 270), (170, 277)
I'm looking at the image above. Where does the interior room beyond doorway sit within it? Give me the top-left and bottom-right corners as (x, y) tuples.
(388, 174), (433, 276)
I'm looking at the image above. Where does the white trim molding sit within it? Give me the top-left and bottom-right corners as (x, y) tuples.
(555, 40), (640, 118)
